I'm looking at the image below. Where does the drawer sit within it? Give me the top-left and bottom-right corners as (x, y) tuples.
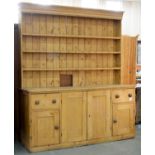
(112, 89), (135, 103)
(30, 94), (60, 110)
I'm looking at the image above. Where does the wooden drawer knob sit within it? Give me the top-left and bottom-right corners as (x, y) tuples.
(35, 100), (40, 105)
(52, 99), (56, 104)
(115, 94), (120, 99)
(128, 93), (132, 97)
(54, 126), (59, 130)
(113, 120), (117, 123)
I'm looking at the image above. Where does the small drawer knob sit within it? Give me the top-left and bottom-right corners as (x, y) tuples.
(52, 99), (56, 104)
(128, 93), (132, 97)
(115, 94), (120, 99)
(54, 126), (59, 130)
(113, 120), (117, 123)
(35, 100), (40, 105)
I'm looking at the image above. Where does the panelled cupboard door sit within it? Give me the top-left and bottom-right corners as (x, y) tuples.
(112, 102), (135, 136)
(61, 92), (86, 143)
(31, 111), (59, 147)
(121, 36), (137, 84)
(87, 90), (111, 139)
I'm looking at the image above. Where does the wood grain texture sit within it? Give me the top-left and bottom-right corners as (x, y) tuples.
(112, 102), (135, 136)
(19, 3), (123, 20)
(87, 90), (111, 139)
(18, 3), (135, 153)
(121, 36), (137, 84)
(20, 4), (122, 88)
(31, 110), (59, 146)
(20, 88), (136, 152)
(61, 92), (86, 143)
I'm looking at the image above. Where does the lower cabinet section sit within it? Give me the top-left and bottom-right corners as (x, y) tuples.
(31, 111), (59, 147)
(61, 92), (86, 143)
(20, 87), (136, 152)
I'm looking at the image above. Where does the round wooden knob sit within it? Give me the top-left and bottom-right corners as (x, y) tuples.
(128, 93), (132, 97)
(54, 126), (59, 130)
(113, 120), (117, 123)
(52, 99), (56, 104)
(35, 100), (40, 105)
(115, 94), (120, 99)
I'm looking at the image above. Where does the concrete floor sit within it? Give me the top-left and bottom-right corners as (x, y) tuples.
(15, 125), (141, 155)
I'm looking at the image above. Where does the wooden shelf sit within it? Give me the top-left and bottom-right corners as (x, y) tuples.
(22, 50), (121, 54)
(22, 33), (121, 40)
(20, 8), (122, 88)
(23, 67), (121, 71)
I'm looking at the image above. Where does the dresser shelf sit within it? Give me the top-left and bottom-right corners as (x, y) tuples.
(23, 67), (121, 71)
(22, 33), (121, 40)
(22, 51), (121, 54)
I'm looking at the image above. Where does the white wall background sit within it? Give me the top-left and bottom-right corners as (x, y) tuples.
(14, 0), (141, 36)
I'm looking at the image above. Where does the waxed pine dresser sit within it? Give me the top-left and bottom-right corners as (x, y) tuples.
(19, 3), (136, 152)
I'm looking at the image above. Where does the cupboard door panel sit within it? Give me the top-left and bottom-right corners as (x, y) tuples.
(32, 111), (59, 147)
(113, 102), (135, 136)
(121, 36), (137, 84)
(61, 92), (86, 143)
(88, 90), (111, 139)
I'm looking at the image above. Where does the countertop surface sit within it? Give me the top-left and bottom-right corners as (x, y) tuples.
(21, 84), (135, 94)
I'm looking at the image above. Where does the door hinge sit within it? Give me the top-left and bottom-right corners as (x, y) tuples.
(61, 133), (62, 137)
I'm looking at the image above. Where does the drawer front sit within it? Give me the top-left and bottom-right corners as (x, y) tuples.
(112, 89), (135, 103)
(30, 94), (60, 110)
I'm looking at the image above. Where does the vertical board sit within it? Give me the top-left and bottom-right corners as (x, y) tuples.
(78, 38), (85, 86)
(78, 18), (85, 36)
(102, 19), (107, 36)
(60, 16), (66, 35)
(46, 15), (53, 34)
(32, 15), (40, 87)
(46, 36), (54, 87)
(66, 17), (72, 35)
(24, 14), (33, 87)
(72, 17), (79, 84)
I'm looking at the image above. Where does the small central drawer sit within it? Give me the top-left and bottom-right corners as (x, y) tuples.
(30, 93), (60, 110)
(112, 89), (135, 103)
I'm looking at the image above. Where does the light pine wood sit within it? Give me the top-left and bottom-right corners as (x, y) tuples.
(61, 92), (86, 143)
(18, 3), (136, 153)
(30, 94), (60, 110)
(112, 89), (135, 103)
(87, 90), (111, 139)
(121, 36), (137, 84)
(19, 3), (123, 20)
(20, 87), (136, 152)
(20, 94), (31, 148)
(112, 102), (135, 136)
(31, 110), (59, 146)
(20, 3), (122, 88)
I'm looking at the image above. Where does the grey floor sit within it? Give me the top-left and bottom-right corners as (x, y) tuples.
(15, 125), (141, 155)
